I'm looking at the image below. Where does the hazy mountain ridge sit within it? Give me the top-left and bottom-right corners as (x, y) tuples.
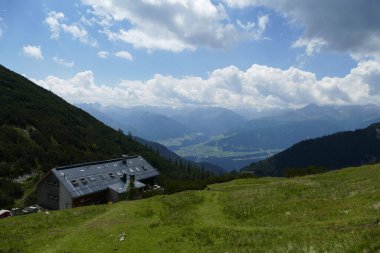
(78, 103), (247, 140)
(187, 103), (380, 169)
(79, 103), (380, 171)
(170, 104), (380, 170)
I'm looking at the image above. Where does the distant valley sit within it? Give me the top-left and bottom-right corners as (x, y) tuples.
(78, 103), (380, 171)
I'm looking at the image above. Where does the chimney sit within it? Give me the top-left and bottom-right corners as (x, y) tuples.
(122, 173), (127, 183)
(122, 154), (128, 164)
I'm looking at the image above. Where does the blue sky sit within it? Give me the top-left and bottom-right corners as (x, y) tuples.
(0, 0), (379, 110)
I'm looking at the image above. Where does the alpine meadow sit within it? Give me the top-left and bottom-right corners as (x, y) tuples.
(1, 1), (380, 252)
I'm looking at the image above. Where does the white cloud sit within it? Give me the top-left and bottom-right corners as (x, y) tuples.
(22, 45), (43, 60)
(114, 50), (133, 61)
(292, 37), (327, 56)
(31, 61), (380, 110)
(45, 11), (97, 47)
(0, 17), (5, 38)
(45, 11), (65, 39)
(52, 57), (75, 67)
(98, 51), (109, 58)
(81, 0), (268, 52)
(237, 15), (268, 40)
(223, 0), (380, 60)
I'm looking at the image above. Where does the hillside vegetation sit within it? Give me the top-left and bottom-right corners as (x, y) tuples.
(0, 65), (215, 208)
(1, 164), (379, 252)
(245, 123), (380, 176)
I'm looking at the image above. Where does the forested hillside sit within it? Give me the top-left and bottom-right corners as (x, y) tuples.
(0, 65), (216, 208)
(245, 123), (380, 176)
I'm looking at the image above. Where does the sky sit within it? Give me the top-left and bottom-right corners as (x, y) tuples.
(1, 0), (380, 111)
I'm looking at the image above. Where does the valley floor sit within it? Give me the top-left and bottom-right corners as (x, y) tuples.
(1, 164), (380, 252)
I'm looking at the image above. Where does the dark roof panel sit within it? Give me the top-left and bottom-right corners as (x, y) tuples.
(52, 155), (159, 198)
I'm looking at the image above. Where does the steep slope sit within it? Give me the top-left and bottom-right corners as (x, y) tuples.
(244, 123), (380, 176)
(1, 164), (379, 252)
(0, 65), (214, 208)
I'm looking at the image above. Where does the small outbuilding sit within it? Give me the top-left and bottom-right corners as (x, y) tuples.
(37, 155), (159, 210)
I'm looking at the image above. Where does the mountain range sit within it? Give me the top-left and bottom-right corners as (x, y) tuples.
(79, 102), (380, 171)
(77, 103), (247, 142)
(178, 103), (380, 170)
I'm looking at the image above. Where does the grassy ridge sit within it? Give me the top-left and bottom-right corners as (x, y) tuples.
(1, 164), (380, 252)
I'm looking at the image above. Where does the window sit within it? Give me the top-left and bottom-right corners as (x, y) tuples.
(48, 181), (58, 187)
(80, 177), (88, 185)
(99, 174), (107, 180)
(47, 194), (58, 201)
(109, 172), (115, 178)
(129, 168), (134, 173)
(115, 171), (123, 177)
(135, 167), (140, 172)
(71, 179), (79, 187)
(142, 166), (147, 171)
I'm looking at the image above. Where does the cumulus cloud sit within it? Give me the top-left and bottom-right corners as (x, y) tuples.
(81, 0), (268, 52)
(45, 11), (97, 47)
(31, 61), (380, 110)
(114, 50), (133, 61)
(22, 45), (43, 60)
(223, 0), (380, 60)
(98, 51), (109, 58)
(52, 57), (75, 67)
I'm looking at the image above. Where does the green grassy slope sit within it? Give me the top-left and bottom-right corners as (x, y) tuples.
(1, 164), (379, 253)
